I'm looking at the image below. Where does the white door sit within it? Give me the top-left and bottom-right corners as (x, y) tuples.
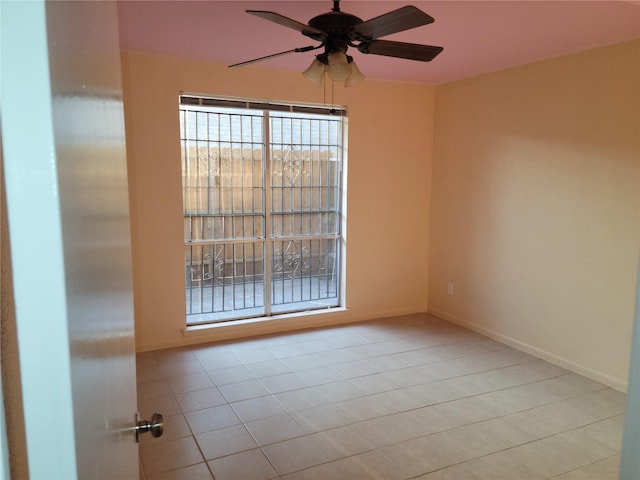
(1, 1), (140, 478)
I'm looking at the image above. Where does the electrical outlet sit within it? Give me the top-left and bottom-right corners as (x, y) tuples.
(447, 283), (454, 296)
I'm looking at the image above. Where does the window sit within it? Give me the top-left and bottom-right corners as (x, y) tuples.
(180, 95), (345, 325)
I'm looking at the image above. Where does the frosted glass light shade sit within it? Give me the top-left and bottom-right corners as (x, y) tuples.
(344, 61), (365, 87)
(327, 52), (351, 82)
(303, 59), (325, 85)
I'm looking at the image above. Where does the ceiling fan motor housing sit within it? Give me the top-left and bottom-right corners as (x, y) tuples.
(308, 11), (363, 35)
(308, 12), (364, 54)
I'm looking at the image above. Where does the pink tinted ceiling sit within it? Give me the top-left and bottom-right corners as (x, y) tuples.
(117, 1), (640, 84)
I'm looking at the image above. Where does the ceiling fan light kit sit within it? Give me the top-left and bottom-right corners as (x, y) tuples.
(344, 60), (365, 87)
(229, 0), (443, 87)
(302, 59), (326, 84)
(327, 52), (352, 82)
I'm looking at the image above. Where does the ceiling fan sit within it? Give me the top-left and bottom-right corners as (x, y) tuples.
(229, 0), (443, 86)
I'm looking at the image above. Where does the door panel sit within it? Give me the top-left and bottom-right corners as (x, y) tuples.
(1, 1), (138, 478)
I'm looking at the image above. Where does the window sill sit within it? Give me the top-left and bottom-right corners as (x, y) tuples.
(182, 307), (349, 342)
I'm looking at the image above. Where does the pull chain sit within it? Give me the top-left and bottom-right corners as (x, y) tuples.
(322, 73), (337, 115)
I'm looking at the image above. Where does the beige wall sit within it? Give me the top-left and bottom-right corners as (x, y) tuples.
(121, 52), (435, 351)
(429, 40), (640, 390)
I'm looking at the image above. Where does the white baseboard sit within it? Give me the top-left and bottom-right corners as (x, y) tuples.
(428, 306), (628, 393)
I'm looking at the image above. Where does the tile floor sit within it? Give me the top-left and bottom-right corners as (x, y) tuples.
(136, 313), (626, 479)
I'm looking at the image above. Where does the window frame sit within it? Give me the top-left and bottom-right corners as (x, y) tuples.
(179, 94), (347, 326)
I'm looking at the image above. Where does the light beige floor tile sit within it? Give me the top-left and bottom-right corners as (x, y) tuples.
(396, 345), (464, 366)
(552, 454), (620, 479)
(280, 456), (372, 480)
(283, 450), (404, 480)
(136, 351), (158, 370)
(482, 379), (567, 411)
(500, 359), (569, 383)
(138, 380), (172, 401)
(247, 359), (292, 378)
(312, 379), (364, 402)
(502, 400), (601, 438)
(503, 430), (617, 478)
(415, 461), (490, 479)
(184, 404), (241, 434)
(195, 424), (257, 460)
(140, 436), (204, 476)
(445, 349), (525, 375)
(369, 388), (425, 413)
(395, 405), (459, 436)
(167, 372), (215, 394)
(383, 365), (435, 387)
(380, 432), (477, 478)
(245, 413), (307, 445)
(332, 359), (378, 378)
(364, 354), (411, 373)
(313, 348), (359, 364)
(566, 388), (627, 419)
(487, 348), (538, 366)
(259, 371), (308, 393)
(414, 355), (492, 380)
(218, 378), (270, 402)
(406, 379), (470, 405)
(280, 353), (331, 371)
(291, 404), (352, 433)
(146, 462), (213, 480)
(347, 339), (415, 359)
(138, 392), (181, 418)
(137, 365), (166, 384)
(274, 387), (329, 412)
(575, 415), (625, 451)
(197, 352), (243, 371)
(230, 395), (286, 423)
(208, 448), (279, 480)
(233, 347), (279, 364)
(533, 374), (608, 400)
(348, 372), (400, 394)
(175, 386), (226, 413)
(154, 348), (198, 365)
(328, 332), (370, 349)
(160, 360), (205, 378)
(269, 342), (317, 359)
(352, 413), (423, 448)
(416, 454), (546, 480)
(444, 368), (523, 395)
(448, 338), (506, 356)
(296, 365), (345, 386)
(350, 449), (407, 480)
(263, 435), (331, 475)
(138, 316), (624, 480)
(432, 417), (535, 458)
(468, 451), (547, 479)
(192, 344), (236, 361)
(334, 394), (395, 422)
(311, 424), (376, 460)
(431, 395), (501, 426)
(207, 364), (255, 385)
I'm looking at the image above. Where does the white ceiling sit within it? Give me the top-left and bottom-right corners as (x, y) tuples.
(117, 1), (640, 84)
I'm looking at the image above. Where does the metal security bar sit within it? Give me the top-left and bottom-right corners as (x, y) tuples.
(180, 95), (344, 325)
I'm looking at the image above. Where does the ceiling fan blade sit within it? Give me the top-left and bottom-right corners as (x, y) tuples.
(228, 45), (319, 68)
(247, 10), (327, 40)
(358, 40), (443, 62)
(351, 6), (434, 41)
